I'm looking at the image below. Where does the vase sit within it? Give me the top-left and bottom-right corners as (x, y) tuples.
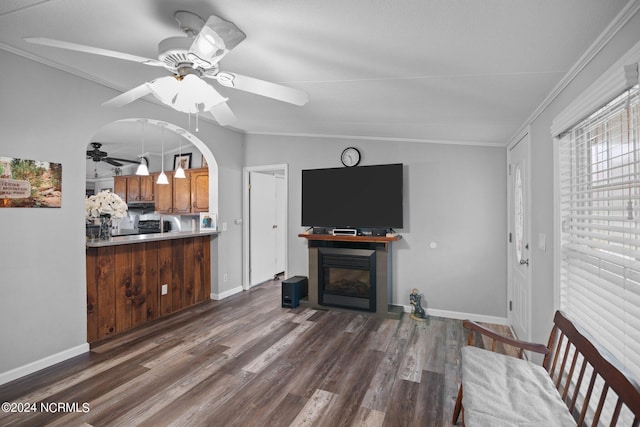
(99, 214), (112, 240)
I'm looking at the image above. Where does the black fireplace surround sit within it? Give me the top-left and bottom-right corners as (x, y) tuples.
(318, 247), (376, 312)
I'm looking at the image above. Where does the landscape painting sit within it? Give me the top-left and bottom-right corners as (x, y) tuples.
(0, 156), (62, 208)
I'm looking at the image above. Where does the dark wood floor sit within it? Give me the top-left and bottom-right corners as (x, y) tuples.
(0, 279), (510, 427)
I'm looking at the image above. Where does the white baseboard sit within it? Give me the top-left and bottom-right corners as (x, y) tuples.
(211, 285), (243, 300)
(400, 304), (508, 325)
(0, 343), (89, 386)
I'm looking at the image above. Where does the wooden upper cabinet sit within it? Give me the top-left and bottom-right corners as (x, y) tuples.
(127, 175), (154, 202)
(119, 167), (208, 213)
(113, 176), (127, 201)
(190, 169), (209, 213)
(155, 172), (173, 213)
(172, 175), (192, 214)
(127, 176), (141, 202)
(139, 175), (155, 201)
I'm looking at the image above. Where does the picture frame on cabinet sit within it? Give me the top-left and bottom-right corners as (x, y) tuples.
(201, 155), (208, 168)
(174, 153), (192, 170)
(200, 212), (216, 230)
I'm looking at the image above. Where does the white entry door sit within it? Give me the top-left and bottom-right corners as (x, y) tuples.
(508, 133), (531, 341)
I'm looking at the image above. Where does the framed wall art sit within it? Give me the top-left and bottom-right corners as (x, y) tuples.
(0, 156), (62, 208)
(174, 153), (192, 170)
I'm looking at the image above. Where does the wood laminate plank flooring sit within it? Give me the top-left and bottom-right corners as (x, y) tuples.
(0, 279), (513, 427)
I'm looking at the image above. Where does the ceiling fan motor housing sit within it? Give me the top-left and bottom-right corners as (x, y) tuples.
(158, 36), (196, 72)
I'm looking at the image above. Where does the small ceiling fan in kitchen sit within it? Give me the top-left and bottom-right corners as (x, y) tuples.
(25, 11), (309, 126)
(86, 142), (141, 167)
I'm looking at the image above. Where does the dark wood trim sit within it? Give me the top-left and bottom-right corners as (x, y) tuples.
(298, 233), (400, 243)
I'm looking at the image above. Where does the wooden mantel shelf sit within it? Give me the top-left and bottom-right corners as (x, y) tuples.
(298, 233), (401, 243)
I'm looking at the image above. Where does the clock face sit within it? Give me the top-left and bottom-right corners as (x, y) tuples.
(341, 147), (361, 167)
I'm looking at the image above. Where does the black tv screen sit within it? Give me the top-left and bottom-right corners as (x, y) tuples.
(301, 163), (403, 229)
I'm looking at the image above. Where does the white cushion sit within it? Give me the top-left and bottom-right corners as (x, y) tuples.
(461, 346), (576, 426)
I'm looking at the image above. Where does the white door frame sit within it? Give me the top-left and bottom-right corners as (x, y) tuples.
(242, 164), (288, 291)
(507, 127), (532, 340)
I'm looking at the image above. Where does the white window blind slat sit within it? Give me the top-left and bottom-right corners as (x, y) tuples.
(559, 83), (640, 397)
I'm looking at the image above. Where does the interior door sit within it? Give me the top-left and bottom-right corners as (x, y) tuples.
(275, 175), (286, 274)
(508, 134), (531, 341)
(249, 171), (277, 287)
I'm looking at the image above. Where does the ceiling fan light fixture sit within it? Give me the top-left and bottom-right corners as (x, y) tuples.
(187, 15), (246, 68)
(148, 75), (227, 114)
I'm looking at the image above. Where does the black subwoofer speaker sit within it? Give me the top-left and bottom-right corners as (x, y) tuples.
(282, 276), (309, 308)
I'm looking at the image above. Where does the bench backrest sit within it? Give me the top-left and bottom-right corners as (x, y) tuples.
(544, 310), (640, 426)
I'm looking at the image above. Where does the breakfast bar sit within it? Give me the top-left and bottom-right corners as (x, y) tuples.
(86, 230), (218, 343)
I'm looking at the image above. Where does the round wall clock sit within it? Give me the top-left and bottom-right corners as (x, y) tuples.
(341, 147), (361, 167)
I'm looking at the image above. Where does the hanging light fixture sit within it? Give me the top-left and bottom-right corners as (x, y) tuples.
(175, 129), (186, 179)
(136, 119), (149, 176)
(156, 122), (169, 185)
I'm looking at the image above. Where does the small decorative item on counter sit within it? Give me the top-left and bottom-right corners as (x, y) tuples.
(85, 190), (127, 240)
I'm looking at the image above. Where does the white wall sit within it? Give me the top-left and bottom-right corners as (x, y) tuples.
(525, 8), (640, 345)
(245, 135), (507, 319)
(0, 49), (244, 382)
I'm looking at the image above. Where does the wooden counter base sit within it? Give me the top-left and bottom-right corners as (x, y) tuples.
(86, 235), (212, 343)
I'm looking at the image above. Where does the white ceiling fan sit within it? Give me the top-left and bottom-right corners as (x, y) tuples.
(25, 11), (309, 126)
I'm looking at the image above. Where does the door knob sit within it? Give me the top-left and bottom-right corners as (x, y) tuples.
(520, 259), (529, 266)
(272, 225), (278, 229)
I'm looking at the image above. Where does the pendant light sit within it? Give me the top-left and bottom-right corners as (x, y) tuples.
(156, 122), (169, 185)
(175, 129), (186, 179)
(135, 119), (149, 176)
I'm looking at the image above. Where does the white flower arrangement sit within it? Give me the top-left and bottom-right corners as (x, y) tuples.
(85, 190), (128, 219)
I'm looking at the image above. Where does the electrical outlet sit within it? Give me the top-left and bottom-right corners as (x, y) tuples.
(223, 273), (228, 282)
(222, 222), (228, 232)
(161, 284), (168, 295)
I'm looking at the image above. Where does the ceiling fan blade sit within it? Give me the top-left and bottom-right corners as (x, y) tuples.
(210, 102), (237, 126)
(214, 72), (309, 106)
(102, 82), (154, 108)
(107, 157), (141, 165)
(104, 158), (123, 167)
(24, 37), (165, 67)
(188, 15), (246, 69)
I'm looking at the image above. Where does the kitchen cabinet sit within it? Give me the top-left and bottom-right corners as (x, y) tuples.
(86, 235), (211, 343)
(154, 168), (209, 214)
(172, 174), (192, 214)
(128, 175), (154, 202)
(113, 175), (155, 203)
(190, 169), (209, 213)
(114, 176), (127, 201)
(155, 172), (173, 213)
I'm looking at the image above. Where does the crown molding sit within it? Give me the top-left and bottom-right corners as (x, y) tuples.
(507, 0), (640, 144)
(245, 131), (507, 148)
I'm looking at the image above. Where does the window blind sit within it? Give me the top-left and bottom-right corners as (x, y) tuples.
(558, 84), (640, 423)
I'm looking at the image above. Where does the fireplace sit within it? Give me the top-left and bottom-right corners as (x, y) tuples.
(299, 234), (402, 319)
(318, 247), (376, 312)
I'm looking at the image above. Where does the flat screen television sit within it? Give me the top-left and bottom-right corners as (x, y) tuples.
(301, 163), (403, 229)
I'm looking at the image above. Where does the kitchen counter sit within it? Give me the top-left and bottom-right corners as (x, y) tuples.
(86, 229), (219, 247)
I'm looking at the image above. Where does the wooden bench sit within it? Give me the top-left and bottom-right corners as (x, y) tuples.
(452, 310), (640, 426)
